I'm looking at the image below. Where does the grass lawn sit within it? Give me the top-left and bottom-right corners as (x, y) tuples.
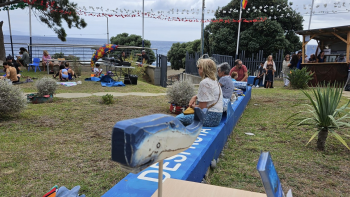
(17, 70), (166, 94)
(1, 74), (350, 196)
(0, 96), (170, 196)
(207, 80), (350, 197)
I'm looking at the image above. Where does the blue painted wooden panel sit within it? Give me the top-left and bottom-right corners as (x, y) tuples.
(102, 87), (252, 197)
(257, 152), (284, 197)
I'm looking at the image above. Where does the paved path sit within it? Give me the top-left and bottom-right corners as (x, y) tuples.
(54, 92), (166, 98)
(342, 91), (350, 99)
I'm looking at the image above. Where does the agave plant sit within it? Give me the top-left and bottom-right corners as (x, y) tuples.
(287, 82), (350, 151)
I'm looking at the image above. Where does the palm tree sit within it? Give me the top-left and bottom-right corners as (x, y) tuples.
(287, 82), (350, 151)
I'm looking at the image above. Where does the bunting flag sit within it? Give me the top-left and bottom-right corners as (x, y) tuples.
(242, 0), (248, 10)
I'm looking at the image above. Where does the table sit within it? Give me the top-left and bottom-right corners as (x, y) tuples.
(113, 66), (135, 84)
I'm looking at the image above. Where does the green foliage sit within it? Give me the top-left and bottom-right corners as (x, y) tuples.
(204, 0), (303, 56)
(102, 94), (114, 105)
(287, 67), (314, 89)
(287, 82), (350, 150)
(166, 80), (195, 106)
(110, 33), (155, 65)
(167, 40), (201, 70)
(36, 77), (57, 96)
(28, 0), (87, 41)
(72, 59), (81, 76)
(0, 80), (27, 117)
(52, 52), (80, 60)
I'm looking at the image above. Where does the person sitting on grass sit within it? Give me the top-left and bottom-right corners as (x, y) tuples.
(93, 63), (103, 77)
(53, 62), (66, 79)
(231, 71), (238, 82)
(0, 62), (20, 83)
(65, 62), (77, 79)
(59, 67), (69, 81)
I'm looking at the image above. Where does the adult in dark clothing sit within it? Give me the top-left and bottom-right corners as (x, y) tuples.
(308, 54), (317, 63)
(53, 64), (66, 78)
(18, 47), (30, 67)
(296, 51), (302, 69)
(118, 51), (127, 63)
(289, 54), (299, 69)
(137, 50), (149, 67)
(317, 51), (326, 63)
(253, 63), (264, 88)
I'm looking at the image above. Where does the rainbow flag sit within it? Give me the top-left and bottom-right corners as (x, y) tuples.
(241, 0), (248, 10)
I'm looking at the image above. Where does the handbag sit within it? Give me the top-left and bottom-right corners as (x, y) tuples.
(183, 82), (221, 115)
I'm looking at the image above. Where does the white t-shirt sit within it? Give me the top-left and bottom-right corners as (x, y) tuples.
(197, 78), (223, 113)
(94, 68), (102, 75)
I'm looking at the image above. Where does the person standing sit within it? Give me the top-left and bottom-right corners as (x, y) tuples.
(296, 51), (303, 69)
(336, 54), (346, 62)
(263, 55), (276, 88)
(317, 51), (326, 63)
(308, 54), (317, 63)
(282, 54), (291, 87)
(229, 59), (248, 82)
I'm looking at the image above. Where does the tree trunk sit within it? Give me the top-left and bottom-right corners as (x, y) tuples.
(0, 21), (6, 62)
(317, 128), (328, 151)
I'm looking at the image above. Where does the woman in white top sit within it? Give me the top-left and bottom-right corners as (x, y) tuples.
(281, 54), (291, 87)
(176, 58), (223, 127)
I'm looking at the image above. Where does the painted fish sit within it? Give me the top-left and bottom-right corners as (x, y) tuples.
(111, 107), (206, 173)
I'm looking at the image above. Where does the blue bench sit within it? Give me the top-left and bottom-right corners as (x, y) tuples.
(103, 87), (252, 197)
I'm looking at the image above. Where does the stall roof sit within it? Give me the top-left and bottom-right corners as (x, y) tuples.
(296, 25), (350, 41)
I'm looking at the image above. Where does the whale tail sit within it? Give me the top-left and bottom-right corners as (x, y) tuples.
(194, 107), (206, 123)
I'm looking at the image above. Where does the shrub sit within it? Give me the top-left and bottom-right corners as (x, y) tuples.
(0, 80), (27, 117)
(287, 82), (350, 151)
(36, 77), (57, 96)
(72, 59), (82, 76)
(102, 94), (114, 105)
(166, 80), (195, 106)
(287, 67), (314, 89)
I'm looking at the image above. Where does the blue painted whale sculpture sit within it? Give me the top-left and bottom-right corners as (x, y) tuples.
(111, 107), (206, 173)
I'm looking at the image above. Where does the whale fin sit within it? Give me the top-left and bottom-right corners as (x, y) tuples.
(194, 107), (206, 123)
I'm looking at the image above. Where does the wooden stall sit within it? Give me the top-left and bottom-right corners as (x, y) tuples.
(296, 26), (350, 86)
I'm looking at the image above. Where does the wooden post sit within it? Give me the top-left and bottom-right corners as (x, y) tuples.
(347, 31), (350, 62)
(158, 160), (164, 197)
(302, 35), (305, 64)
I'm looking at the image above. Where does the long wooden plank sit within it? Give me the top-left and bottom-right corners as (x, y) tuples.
(332, 32), (348, 44)
(302, 34), (316, 47)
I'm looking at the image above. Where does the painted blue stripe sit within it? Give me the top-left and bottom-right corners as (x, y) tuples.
(103, 87), (252, 197)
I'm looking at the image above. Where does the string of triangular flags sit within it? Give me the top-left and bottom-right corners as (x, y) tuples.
(1, 0), (349, 19)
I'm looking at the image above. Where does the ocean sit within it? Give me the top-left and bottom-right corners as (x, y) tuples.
(3, 35), (318, 62)
(3, 35), (180, 64)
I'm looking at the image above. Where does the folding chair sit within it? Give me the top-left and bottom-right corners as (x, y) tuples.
(28, 58), (41, 72)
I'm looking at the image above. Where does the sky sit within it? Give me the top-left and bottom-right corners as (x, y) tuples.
(1, 0), (350, 44)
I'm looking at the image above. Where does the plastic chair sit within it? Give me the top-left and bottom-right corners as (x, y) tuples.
(28, 58), (41, 72)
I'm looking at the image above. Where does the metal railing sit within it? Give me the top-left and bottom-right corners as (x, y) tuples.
(4, 43), (159, 65)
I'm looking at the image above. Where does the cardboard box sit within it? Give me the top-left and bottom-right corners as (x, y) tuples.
(151, 178), (266, 197)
